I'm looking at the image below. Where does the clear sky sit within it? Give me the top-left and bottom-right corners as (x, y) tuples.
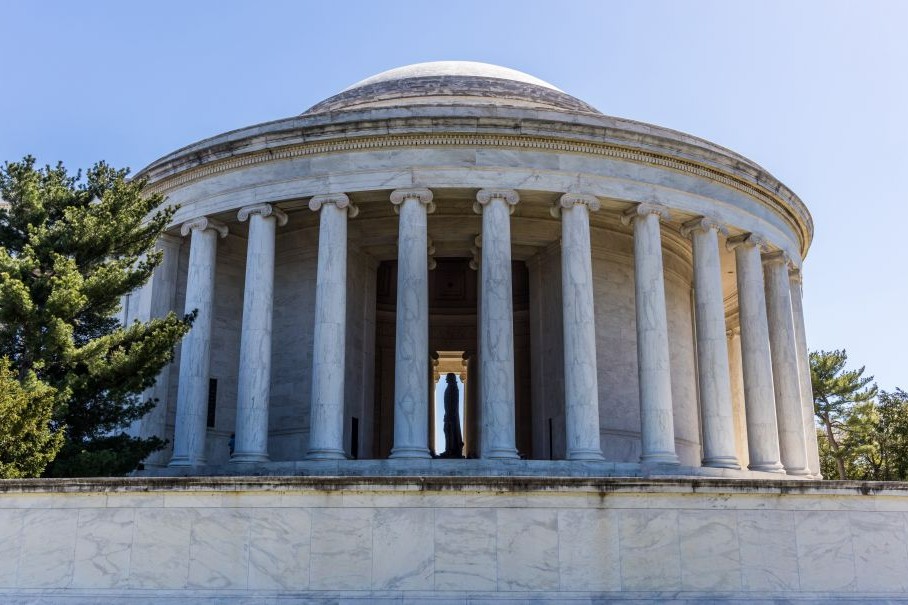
(2, 0), (906, 390)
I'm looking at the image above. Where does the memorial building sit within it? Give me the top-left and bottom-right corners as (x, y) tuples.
(8, 63), (908, 603)
(129, 61), (819, 478)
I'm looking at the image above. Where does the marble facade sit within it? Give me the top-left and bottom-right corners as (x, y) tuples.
(120, 61), (819, 478)
(2, 477), (908, 602)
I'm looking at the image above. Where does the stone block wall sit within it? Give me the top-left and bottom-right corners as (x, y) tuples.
(1, 477), (907, 603)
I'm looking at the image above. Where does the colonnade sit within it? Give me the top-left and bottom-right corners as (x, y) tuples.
(165, 189), (816, 476)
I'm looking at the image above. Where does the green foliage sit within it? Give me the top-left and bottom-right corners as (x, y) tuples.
(0, 156), (193, 476)
(810, 349), (877, 480)
(0, 357), (63, 478)
(811, 350), (908, 481)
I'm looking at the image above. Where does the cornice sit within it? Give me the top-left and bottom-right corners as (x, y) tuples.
(142, 132), (812, 257)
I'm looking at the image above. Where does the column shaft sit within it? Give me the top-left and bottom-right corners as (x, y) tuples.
(790, 269), (821, 476)
(389, 188), (433, 458)
(307, 195), (353, 459)
(232, 204), (286, 463)
(477, 189), (519, 459)
(624, 204), (679, 465)
(684, 218), (739, 469)
(169, 217), (227, 467)
(557, 194), (604, 460)
(763, 252), (810, 475)
(728, 235), (784, 473)
(144, 235), (181, 466)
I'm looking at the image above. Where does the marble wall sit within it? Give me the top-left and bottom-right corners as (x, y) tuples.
(1, 478), (906, 603)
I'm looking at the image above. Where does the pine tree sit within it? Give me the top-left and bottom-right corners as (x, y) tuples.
(0, 357), (62, 478)
(0, 156), (193, 476)
(810, 349), (877, 480)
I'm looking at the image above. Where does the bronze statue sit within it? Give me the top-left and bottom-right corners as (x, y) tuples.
(441, 373), (464, 458)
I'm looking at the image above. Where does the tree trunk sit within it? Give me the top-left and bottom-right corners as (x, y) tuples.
(821, 414), (847, 479)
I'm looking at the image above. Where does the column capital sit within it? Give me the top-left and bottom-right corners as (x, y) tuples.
(681, 216), (728, 238)
(550, 192), (600, 218)
(788, 267), (803, 284)
(621, 202), (670, 226)
(761, 249), (793, 268)
(237, 203), (288, 226)
(474, 188), (519, 215)
(391, 188), (435, 214)
(309, 193), (358, 218)
(725, 232), (769, 253)
(180, 216), (228, 238)
(726, 326), (741, 339)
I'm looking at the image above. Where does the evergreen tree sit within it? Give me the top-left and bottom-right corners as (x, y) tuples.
(0, 357), (62, 478)
(810, 349), (877, 480)
(0, 156), (193, 476)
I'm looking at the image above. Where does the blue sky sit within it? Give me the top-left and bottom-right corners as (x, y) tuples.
(2, 0), (906, 390)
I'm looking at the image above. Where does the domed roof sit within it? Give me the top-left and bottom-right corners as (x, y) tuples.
(303, 61), (600, 115)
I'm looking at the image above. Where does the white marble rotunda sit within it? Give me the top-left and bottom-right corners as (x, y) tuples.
(124, 61), (819, 480)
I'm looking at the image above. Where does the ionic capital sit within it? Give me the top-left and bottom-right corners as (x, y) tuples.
(309, 193), (358, 218)
(726, 326), (741, 339)
(180, 216), (229, 238)
(725, 232), (769, 253)
(474, 188), (519, 215)
(237, 203), (288, 226)
(761, 249), (793, 269)
(550, 193), (600, 218)
(788, 267), (803, 285)
(621, 202), (670, 226)
(390, 188), (435, 214)
(680, 216), (727, 239)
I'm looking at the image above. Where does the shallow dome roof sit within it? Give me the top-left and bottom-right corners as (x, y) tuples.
(303, 60), (600, 115)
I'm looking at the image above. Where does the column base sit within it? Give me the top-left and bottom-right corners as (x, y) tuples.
(389, 446), (431, 459)
(482, 448), (520, 460)
(702, 456), (742, 470)
(168, 455), (205, 468)
(640, 452), (680, 465)
(748, 461), (786, 473)
(784, 466), (812, 476)
(230, 452), (271, 464)
(567, 449), (605, 461)
(307, 448), (347, 461)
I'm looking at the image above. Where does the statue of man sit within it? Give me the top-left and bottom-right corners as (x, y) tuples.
(442, 373), (463, 458)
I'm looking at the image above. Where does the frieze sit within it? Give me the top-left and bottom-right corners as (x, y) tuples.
(143, 133), (812, 254)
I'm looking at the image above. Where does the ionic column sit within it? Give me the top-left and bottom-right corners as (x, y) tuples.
(553, 193), (604, 460)
(389, 188), (434, 459)
(763, 251), (810, 475)
(169, 217), (228, 467)
(726, 234), (784, 473)
(622, 203), (679, 465)
(230, 203), (287, 463)
(306, 194), (356, 460)
(682, 217), (739, 469)
(790, 268), (821, 477)
(132, 234), (181, 468)
(475, 188), (520, 459)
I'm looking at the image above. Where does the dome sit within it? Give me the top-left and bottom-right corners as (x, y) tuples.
(303, 60), (601, 115)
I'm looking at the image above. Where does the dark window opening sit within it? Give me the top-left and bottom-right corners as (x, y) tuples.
(207, 378), (218, 428)
(351, 417), (359, 460)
